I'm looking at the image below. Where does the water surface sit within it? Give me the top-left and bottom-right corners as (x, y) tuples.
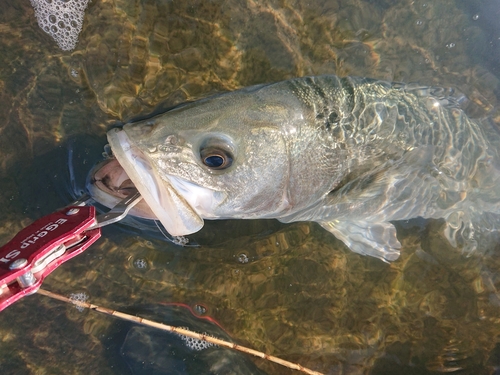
(1, 0), (500, 374)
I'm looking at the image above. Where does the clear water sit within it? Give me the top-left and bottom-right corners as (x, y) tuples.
(1, 0), (500, 374)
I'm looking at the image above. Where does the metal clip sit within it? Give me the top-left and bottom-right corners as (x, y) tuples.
(0, 205), (100, 311)
(0, 189), (143, 311)
(89, 189), (142, 229)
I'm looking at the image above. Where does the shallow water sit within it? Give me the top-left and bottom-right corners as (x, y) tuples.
(1, 0), (500, 374)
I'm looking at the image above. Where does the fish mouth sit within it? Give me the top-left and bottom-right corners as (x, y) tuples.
(88, 158), (156, 218)
(87, 128), (204, 236)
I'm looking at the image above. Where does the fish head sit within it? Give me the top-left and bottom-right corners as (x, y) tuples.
(94, 87), (305, 236)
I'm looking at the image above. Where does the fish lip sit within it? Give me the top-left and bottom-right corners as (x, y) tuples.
(95, 128), (205, 236)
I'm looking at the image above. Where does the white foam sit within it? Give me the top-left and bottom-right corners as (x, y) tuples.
(178, 333), (216, 351)
(69, 292), (89, 312)
(30, 0), (90, 51)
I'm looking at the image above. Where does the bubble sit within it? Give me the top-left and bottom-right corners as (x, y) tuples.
(177, 331), (216, 351)
(133, 258), (148, 269)
(193, 304), (207, 315)
(237, 253), (249, 264)
(29, 0), (90, 51)
(69, 292), (89, 312)
(472, 14), (479, 21)
(172, 236), (189, 246)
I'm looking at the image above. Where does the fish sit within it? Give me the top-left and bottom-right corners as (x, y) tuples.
(88, 75), (500, 262)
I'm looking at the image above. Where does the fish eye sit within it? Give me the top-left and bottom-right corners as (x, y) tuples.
(200, 147), (233, 170)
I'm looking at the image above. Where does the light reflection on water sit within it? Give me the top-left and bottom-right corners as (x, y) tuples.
(0, 0), (500, 374)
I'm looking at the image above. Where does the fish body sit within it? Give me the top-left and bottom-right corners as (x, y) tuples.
(89, 76), (500, 261)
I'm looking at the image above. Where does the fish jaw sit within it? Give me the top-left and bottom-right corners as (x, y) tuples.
(106, 128), (206, 236)
(165, 175), (225, 219)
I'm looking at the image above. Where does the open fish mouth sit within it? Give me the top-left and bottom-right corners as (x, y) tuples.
(87, 128), (204, 236)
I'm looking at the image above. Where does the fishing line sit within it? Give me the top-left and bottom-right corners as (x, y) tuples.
(67, 142), (78, 197)
(37, 288), (324, 375)
(154, 220), (197, 247)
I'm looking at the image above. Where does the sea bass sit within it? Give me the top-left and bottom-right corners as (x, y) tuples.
(88, 76), (500, 262)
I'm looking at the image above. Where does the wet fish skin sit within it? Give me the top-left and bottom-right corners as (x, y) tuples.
(111, 76), (500, 261)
